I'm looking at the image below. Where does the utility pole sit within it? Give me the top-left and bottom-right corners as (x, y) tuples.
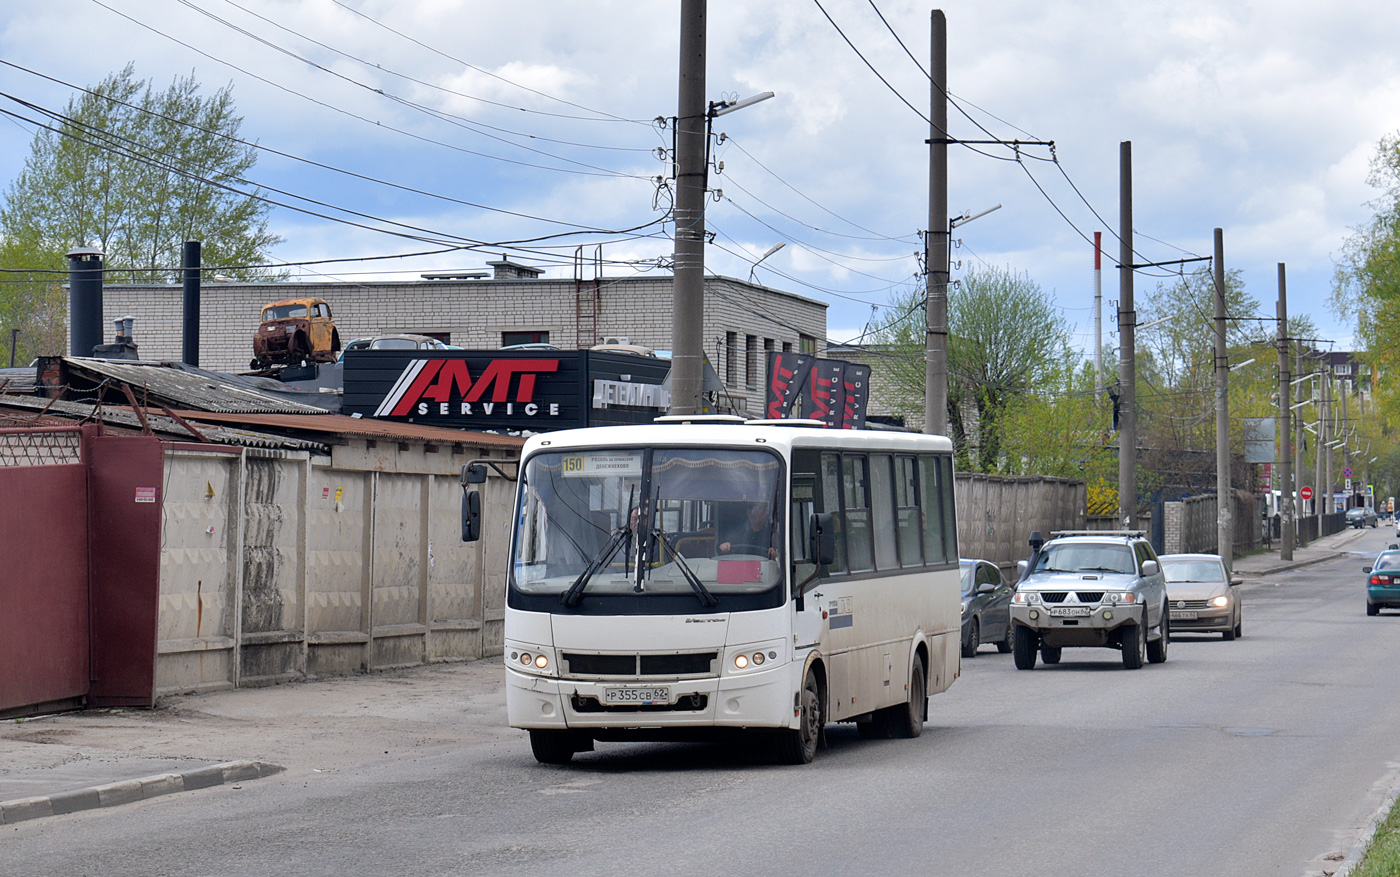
(1324, 368), (1333, 514)
(924, 9), (949, 436)
(670, 0), (707, 415)
(1314, 353), (1324, 528)
(1118, 142), (1137, 529)
(1094, 231), (1104, 401)
(1294, 340), (1305, 542)
(1213, 228), (1232, 571)
(1277, 264), (1293, 561)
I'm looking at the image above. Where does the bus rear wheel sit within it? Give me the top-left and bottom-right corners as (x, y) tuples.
(886, 654), (926, 739)
(776, 672), (822, 764)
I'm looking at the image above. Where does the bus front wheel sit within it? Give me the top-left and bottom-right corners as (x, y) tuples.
(777, 672), (823, 764)
(529, 729), (579, 765)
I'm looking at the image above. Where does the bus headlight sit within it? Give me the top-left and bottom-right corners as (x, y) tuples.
(506, 644), (557, 676)
(734, 654), (749, 670)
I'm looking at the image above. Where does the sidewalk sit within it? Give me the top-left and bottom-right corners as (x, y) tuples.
(1231, 523), (1375, 577)
(0, 659), (509, 826)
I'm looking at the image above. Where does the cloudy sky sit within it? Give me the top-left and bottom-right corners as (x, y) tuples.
(2, 0), (1397, 355)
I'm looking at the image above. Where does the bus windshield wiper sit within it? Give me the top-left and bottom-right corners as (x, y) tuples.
(654, 529), (719, 608)
(560, 527), (628, 608)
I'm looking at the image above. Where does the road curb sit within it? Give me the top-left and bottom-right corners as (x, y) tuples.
(1236, 552), (1344, 577)
(1336, 768), (1400, 876)
(0, 760), (284, 825)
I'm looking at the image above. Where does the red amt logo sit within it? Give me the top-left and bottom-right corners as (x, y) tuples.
(374, 358), (562, 418)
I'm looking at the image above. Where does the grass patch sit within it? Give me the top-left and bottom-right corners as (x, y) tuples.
(1351, 793), (1400, 876)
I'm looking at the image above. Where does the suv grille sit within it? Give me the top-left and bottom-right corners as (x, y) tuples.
(561, 652), (718, 677)
(1076, 591), (1104, 603)
(1040, 592), (1068, 603)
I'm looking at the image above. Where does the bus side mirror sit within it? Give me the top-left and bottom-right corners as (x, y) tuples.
(462, 463), (488, 485)
(462, 490), (482, 542)
(810, 513), (835, 566)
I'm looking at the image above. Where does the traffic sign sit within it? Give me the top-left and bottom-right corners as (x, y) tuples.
(1344, 466), (1354, 478)
(1300, 486), (1314, 501)
(1346, 478), (1353, 492)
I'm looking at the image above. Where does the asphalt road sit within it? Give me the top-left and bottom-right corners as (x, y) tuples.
(5, 531), (1400, 877)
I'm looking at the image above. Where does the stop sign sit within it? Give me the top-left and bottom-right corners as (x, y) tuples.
(1300, 486), (1314, 501)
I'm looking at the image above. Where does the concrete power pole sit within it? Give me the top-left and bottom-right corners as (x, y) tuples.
(924, 9), (949, 436)
(670, 0), (707, 415)
(1324, 369), (1333, 514)
(1213, 228), (1232, 571)
(1118, 142), (1137, 529)
(1094, 231), (1104, 402)
(1277, 264), (1293, 561)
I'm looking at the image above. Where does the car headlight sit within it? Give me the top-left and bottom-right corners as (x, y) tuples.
(1210, 595), (1230, 608)
(1101, 591), (1137, 604)
(961, 601), (969, 616)
(1012, 591), (1040, 604)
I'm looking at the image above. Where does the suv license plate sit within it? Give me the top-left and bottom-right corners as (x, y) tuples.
(1170, 610), (1197, 620)
(1048, 606), (1092, 618)
(603, 686), (671, 706)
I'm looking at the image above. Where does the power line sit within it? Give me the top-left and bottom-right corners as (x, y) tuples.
(85, 0), (649, 181)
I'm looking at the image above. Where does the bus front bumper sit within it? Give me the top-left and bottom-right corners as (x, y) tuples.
(505, 664), (798, 732)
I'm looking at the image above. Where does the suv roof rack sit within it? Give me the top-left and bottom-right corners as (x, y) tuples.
(1050, 530), (1147, 538)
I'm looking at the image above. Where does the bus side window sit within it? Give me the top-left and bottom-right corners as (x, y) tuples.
(895, 455), (924, 567)
(920, 455), (946, 564)
(870, 454), (899, 570)
(820, 452), (848, 574)
(939, 456), (958, 560)
(842, 454), (874, 573)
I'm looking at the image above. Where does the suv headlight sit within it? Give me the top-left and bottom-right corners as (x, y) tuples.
(1101, 591), (1137, 604)
(1012, 591), (1040, 604)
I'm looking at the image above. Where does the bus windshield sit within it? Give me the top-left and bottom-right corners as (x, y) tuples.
(512, 446), (784, 606)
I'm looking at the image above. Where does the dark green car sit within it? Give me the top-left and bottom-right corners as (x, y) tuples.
(1365, 546), (1400, 616)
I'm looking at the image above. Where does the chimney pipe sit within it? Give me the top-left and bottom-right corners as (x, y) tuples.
(67, 247), (104, 357)
(182, 240), (202, 366)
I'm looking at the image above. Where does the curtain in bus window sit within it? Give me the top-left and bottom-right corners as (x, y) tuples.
(842, 455), (874, 572)
(894, 455), (924, 567)
(920, 455), (946, 564)
(821, 453), (848, 573)
(870, 454), (899, 570)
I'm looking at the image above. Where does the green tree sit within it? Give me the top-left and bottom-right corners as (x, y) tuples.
(0, 64), (282, 357)
(1336, 132), (1400, 430)
(869, 266), (1075, 471)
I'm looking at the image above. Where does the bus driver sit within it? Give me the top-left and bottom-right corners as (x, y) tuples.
(719, 500), (777, 559)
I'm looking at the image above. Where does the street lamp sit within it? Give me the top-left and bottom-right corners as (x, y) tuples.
(748, 242), (785, 282)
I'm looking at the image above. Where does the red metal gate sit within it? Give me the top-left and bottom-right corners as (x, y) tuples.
(0, 425), (163, 717)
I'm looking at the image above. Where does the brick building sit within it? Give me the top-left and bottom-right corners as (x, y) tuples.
(97, 259), (827, 415)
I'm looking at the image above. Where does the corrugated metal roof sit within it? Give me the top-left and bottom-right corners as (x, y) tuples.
(171, 410), (527, 450)
(61, 357), (329, 415)
(0, 394), (329, 453)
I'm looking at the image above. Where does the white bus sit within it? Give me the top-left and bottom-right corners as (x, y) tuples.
(461, 416), (962, 764)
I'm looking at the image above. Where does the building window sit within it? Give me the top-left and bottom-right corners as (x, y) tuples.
(782, 341), (792, 353)
(746, 335), (758, 388)
(799, 334), (816, 355)
(725, 332), (737, 387)
(1335, 363), (1352, 376)
(502, 331), (549, 347)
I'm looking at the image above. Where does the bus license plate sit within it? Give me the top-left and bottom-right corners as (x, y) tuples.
(1048, 606), (1092, 617)
(604, 686), (670, 706)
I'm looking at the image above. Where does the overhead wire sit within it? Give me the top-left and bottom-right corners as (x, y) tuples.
(85, 0), (649, 181)
(0, 61), (653, 233)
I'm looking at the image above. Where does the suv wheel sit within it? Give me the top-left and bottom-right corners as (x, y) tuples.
(1147, 604), (1169, 664)
(1012, 625), (1038, 670)
(1121, 621), (1146, 670)
(1040, 646), (1062, 665)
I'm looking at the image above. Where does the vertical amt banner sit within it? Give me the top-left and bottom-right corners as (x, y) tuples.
(839, 363), (871, 429)
(765, 352), (813, 419)
(801, 360), (847, 427)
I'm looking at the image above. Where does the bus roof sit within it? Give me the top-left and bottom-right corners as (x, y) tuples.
(522, 421), (955, 456)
